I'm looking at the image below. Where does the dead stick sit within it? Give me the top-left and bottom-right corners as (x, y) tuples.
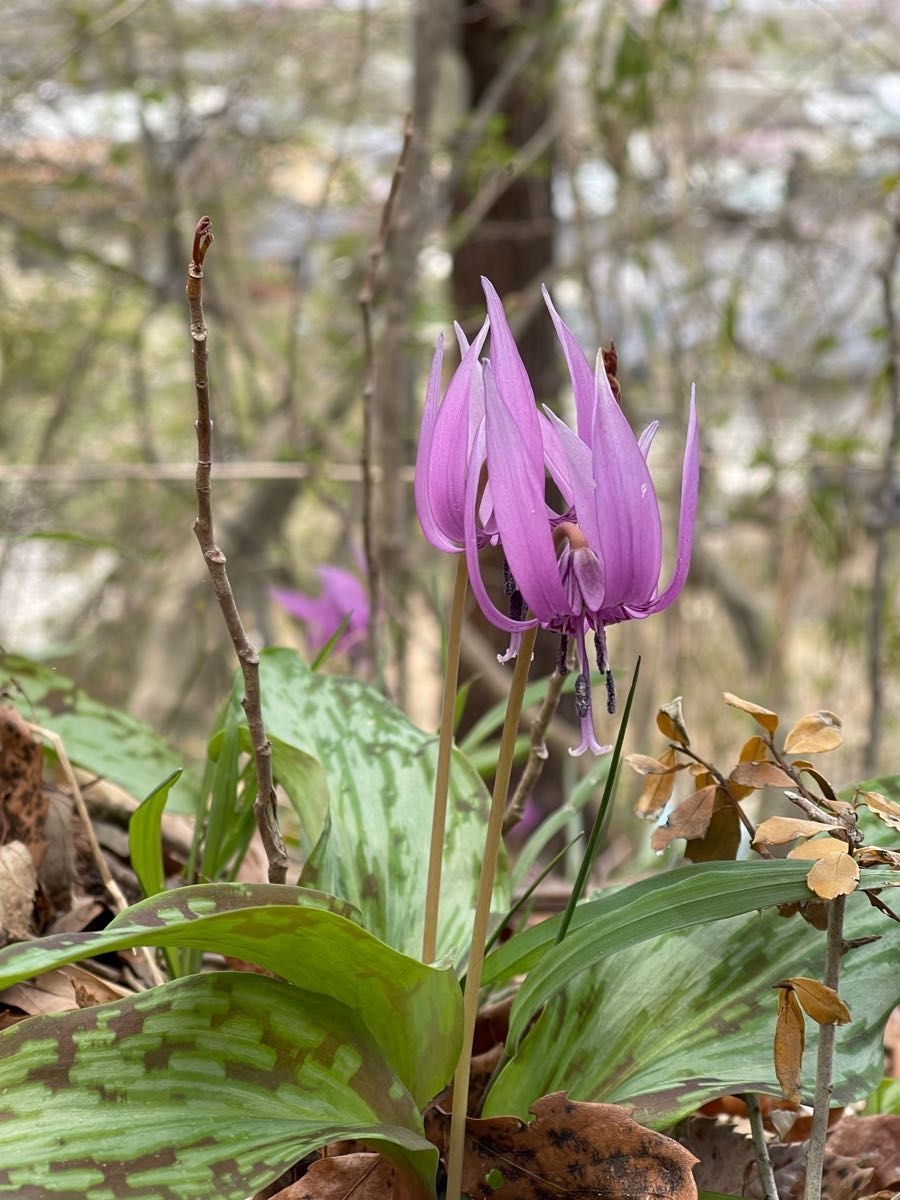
(358, 115), (414, 678)
(186, 216), (288, 885)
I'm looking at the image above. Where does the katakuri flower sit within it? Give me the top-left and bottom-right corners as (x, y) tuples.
(464, 278), (700, 755)
(270, 564), (368, 658)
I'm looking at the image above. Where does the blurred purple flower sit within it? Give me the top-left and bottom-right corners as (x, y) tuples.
(270, 565), (369, 658)
(461, 279), (700, 756)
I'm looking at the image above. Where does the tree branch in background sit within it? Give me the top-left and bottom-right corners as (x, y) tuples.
(358, 114), (414, 682)
(186, 215), (288, 885)
(864, 199), (900, 773)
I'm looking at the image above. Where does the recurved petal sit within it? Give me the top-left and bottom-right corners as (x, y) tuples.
(624, 387), (700, 618)
(426, 319), (490, 545)
(464, 417), (538, 636)
(414, 337), (458, 553)
(543, 285), (595, 444)
(638, 420), (659, 460)
(483, 365), (570, 624)
(481, 277), (538, 433)
(590, 351), (662, 608)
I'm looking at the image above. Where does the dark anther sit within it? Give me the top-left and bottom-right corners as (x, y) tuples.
(509, 590), (524, 622)
(605, 669), (617, 715)
(556, 634), (569, 676)
(503, 560), (517, 596)
(574, 673), (590, 719)
(593, 630), (606, 674)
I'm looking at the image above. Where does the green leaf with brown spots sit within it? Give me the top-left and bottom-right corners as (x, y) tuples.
(0, 883), (462, 1108)
(0, 971), (437, 1199)
(484, 881), (900, 1129)
(0, 654), (193, 811)
(222, 648), (507, 960)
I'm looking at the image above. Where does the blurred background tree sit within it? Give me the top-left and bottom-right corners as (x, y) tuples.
(0, 0), (897, 797)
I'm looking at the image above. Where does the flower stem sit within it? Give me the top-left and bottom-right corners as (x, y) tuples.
(422, 555), (469, 963)
(444, 625), (537, 1200)
(803, 895), (845, 1200)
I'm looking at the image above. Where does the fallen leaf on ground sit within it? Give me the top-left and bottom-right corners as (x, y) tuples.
(0, 706), (47, 867)
(271, 1152), (396, 1199)
(427, 1092), (698, 1199)
(825, 1114), (900, 1190)
(0, 841), (36, 943)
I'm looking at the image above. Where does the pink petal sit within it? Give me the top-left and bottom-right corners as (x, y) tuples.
(543, 285), (595, 444)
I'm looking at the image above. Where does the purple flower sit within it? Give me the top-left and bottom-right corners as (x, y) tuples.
(463, 279), (700, 756)
(270, 564), (369, 658)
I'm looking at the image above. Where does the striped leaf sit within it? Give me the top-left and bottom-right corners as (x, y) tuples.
(0, 883), (462, 1109)
(0, 972), (437, 1199)
(225, 648), (507, 959)
(485, 884), (900, 1129)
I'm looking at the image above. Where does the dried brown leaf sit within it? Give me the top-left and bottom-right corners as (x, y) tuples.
(774, 986), (805, 1105)
(0, 706), (47, 867)
(783, 710), (843, 755)
(722, 692), (779, 734)
(427, 1092), (698, 1200)
(657, 698), (690, 747)
(754, 816), (829, 846)
(633, 748), (680, 822)
(807, 852), (860, 899)
(787, 836), (849, 861)
(729, 761), (795, 790)
(685, 791), (741, 863)
(857, 846), (900, 869)
(651, 785), (718, 853)
(857, 791), (900, 831)
(785, 977), (851, 1025)
(825, 1114), (900, 1191)
(274, 1153), (396, 1200)
(626, 753), (681, 776)
(0, 841), (37, 942)
(728, 737), (772, 799)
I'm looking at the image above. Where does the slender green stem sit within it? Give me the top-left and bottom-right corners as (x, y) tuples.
(422, 555), (469, 963)
(803, 895), (846, 1200)
(744, 1093), (779, 1200)
(556, 657), (640, 945)
(444, 626), (537, 1200)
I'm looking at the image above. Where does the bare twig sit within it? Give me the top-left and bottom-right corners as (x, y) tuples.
(29, 722), (165, 988)
(504, 664), (568, 833)
(865, 201), (900, 772)
(744, 1093), (779, 1200)
(803, 896), (846, 1200)
(186, 215), (288, 885)
(358, 115), (414, 680)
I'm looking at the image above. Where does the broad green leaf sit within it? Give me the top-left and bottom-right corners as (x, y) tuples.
(485, 886), (900, 1129)
(864, 1077), (900, 1114)
(0, 884), (461, 1108)
(0, 654), (192, 812)
(492, 860), (899, 1051)
(130, 770), (183, 899)
(235, 726), (330, 856)
(223, 648), (507, 959)
(0, 972), (436, 1199)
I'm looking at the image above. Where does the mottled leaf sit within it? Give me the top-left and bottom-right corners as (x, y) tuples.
(484, 885), (899, 1128)
(722, 692), (779, 734)
(428, 1093), (698, 1199)
(807, 852), (859, 898)
(222, 649), (505, 959)
(775, 986), (805, 1104)
(657, 697), (690, 747)
(0, 972), (437, 1200)
(786, 977), (851, 1025)
(783, 711), (843, 755)
(0, 655), (192, 812)
(0, 883), (461, 1108)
